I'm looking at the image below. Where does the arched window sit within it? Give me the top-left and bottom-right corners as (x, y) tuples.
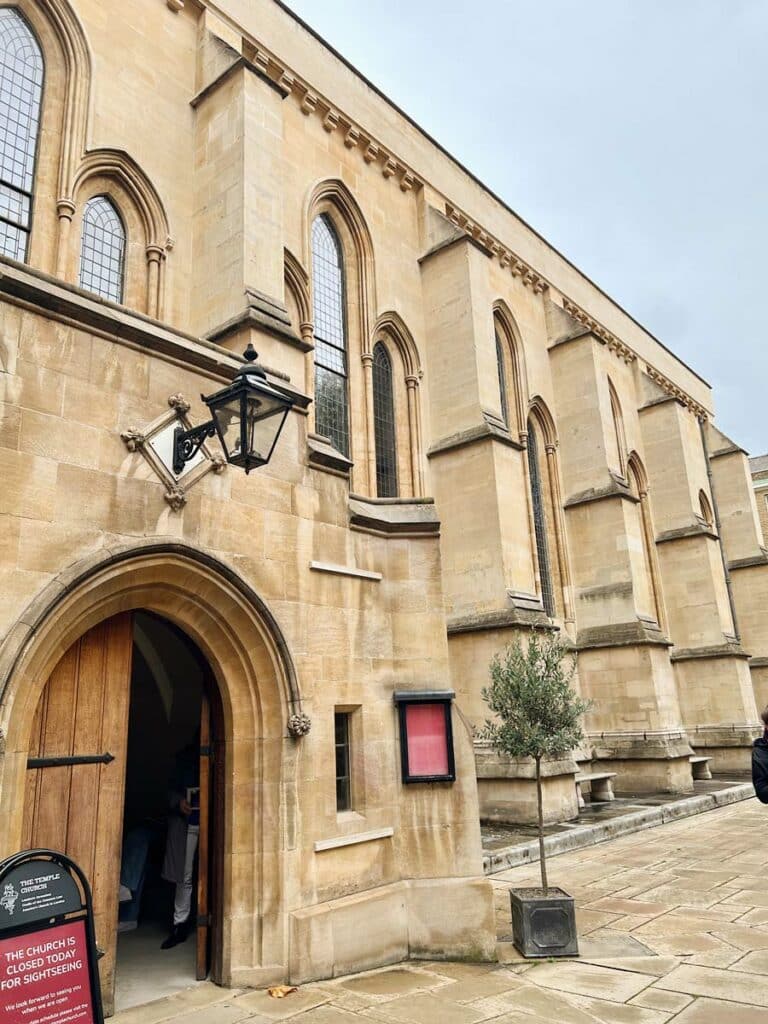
(0, 9), (43, 262)
(372, 341), (398, 497)
(527, 420), (555, 616)
(312, 214), (349, 457)
(78, 196), (126, 302)
(495, 331), (509, 426)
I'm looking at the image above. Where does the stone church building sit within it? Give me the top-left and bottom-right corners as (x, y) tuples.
(0, 0), (765, 1012)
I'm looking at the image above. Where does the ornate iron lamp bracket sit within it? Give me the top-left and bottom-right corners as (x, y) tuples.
(173, 419), (216, 475)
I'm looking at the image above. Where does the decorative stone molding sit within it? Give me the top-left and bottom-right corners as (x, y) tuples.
(164, 486), (187, 512)
(300, 91), (318, 115)
(322, 109), (339, 133)
(120, 395), (226, 511)
(645, 365), (709, 419)
(166, 0), (183, 10)
(445, 203), (546, 293)
(120, 427), (145, 452)
(344, 127), (360, 149)
(562, 300), (635, 362)
(363, 142), (380, 164)
(287, 712), (312, 738)
(382, 157), (397, 179)
(167, 393), (191, 415)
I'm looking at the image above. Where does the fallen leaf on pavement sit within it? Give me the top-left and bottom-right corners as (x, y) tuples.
(267, 985), (298, 998)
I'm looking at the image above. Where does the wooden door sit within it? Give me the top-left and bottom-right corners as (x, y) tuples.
(23, 614), (133, 1017)
(196, 693), (210, 980)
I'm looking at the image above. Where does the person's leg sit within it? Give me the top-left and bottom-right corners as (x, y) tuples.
(162, 826), (199, 948)
(173, 825), (199, 926)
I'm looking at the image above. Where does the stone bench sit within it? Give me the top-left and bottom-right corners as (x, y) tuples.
(575, 771), (617, 807)
(690, 755), (713, 781)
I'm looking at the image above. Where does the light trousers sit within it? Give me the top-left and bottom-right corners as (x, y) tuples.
(173, 824), (199, 926)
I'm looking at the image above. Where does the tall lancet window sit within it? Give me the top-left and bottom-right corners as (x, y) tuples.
(372, 341), (398, 497)
(312, 214), (350, 457)
(527, 421), (555, 616)
(495, 332), (509, 426)
(79, 196), (126, 303)
(0, 9), (43, 262)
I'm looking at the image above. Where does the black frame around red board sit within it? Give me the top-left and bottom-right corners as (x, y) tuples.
(0, 849), (104, 1024)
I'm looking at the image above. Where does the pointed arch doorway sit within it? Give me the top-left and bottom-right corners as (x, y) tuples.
(1, 541), (301, 1017)
(21, 609), (225, 1014)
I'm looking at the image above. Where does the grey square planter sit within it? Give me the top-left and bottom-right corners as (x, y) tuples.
(509, 887), (578, 958)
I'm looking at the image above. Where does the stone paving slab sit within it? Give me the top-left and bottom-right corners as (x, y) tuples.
(111, 800), (768, 1024)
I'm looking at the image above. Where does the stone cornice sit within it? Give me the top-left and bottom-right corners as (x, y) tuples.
(645, 366), (709, 419)
(562, 299), (636, 363)
(444, 203), (547, 294)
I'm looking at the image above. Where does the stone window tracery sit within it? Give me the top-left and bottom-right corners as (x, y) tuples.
(78, 195), (125, 302)
(0, 8), (43, 262)
(312, 213), (350, 457)
(372, 341), (398, 497)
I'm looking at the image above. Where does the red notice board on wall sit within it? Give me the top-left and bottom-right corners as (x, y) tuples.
(395, 691), (456, 783)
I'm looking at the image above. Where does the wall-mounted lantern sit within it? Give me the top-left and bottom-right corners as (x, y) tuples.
(173, 344), (293, 475)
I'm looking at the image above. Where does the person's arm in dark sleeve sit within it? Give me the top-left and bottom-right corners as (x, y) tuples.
(752, 749), (768, 803)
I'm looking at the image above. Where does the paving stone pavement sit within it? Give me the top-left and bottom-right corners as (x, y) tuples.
(113, 799), (768, 1024)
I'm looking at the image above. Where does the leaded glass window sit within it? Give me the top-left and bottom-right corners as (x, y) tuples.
(334, 711), (351, 812)
(312, 214), (349, 457)
(0, 9), (43, 262)
(79, 196), (125, 303)
(527, 422), (555, 616)
(372, 341), (398, 497)
(496, 332), (509, 426)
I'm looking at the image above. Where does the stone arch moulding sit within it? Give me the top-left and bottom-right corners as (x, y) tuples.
(493, 300), (529, 440)
(284, 246), (311, 343)
(0, 538), (304, 985)
(528, 394), (558, 448)
(372, 310), (423, 496)
(304, 177), (377, 349)
(70, 148), (171, 316)
(29, 0), (93, 201)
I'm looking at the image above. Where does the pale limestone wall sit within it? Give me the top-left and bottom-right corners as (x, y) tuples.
(0, 289), (490, 983)
(1, 0), (765, 885)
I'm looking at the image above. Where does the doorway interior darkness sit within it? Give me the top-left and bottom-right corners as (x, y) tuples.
(115, 611), (212, 1013)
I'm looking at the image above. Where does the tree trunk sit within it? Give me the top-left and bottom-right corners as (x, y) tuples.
(535, 754), (548, 894)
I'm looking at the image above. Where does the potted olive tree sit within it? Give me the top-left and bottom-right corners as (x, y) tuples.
(480, 630), (591, 958)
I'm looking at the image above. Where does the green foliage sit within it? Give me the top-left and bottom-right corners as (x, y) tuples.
(480, 631), (592, 761)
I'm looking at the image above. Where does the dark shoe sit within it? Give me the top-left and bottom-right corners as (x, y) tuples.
(160, 923), (189, 949)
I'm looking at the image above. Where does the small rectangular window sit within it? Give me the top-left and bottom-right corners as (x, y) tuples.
(394, 692), (456, 784)
(334, 711), (352, 811)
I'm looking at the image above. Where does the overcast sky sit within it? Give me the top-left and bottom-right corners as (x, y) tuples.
(286, 0), (766, 455)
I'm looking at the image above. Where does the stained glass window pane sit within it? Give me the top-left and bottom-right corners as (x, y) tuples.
(312, 215), (349, 457)
(0, 9), (43, 262)
(372, 342), (398, 497)
(527, 423), (555, 616)
(496, 332), (509, 426)
(79, 196), (125, 303)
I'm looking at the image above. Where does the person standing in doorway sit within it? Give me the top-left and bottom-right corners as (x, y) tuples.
(752, 706), (768, 803)
(161, 738), (200, 949)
